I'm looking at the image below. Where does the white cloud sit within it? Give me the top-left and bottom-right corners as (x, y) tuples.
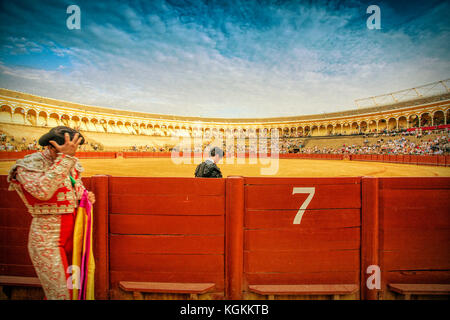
(0, 1), (449, 118)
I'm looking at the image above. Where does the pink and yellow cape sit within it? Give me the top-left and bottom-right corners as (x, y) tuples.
(71, 190), (95, 300)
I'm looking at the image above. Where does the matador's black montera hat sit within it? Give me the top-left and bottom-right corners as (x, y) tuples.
(39, 126), (85, 147)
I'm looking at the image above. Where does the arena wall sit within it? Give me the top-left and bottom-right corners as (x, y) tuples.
(1, 151), (449, 167)
(1, 175), (448, 300)
(1, 88), (449, 139)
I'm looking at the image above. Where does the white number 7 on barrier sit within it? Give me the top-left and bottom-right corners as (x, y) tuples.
(292, 187), (316, 225)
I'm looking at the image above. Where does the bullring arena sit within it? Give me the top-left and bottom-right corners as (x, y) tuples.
(0, 82), (449, 300)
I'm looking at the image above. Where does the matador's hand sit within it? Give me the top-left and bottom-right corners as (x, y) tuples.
(88, 191), (96, 204)
(49, 133), (82, 157)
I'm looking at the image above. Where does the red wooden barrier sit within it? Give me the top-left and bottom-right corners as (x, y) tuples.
(376, 178), (450, 299)
(0, 151), (37, 161)
(0, 175), (34, 277)
(1, 175), (449, 300)
(242, 177), (362, 299)
(76, 152), (117, 159)
(107, 177), (226, 299)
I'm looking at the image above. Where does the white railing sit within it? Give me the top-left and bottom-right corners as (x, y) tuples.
(355, 79), (450, 109)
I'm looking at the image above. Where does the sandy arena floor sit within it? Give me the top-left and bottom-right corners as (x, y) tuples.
(1, 157), (449, 177)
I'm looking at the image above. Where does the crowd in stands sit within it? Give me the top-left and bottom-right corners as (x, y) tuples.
(296, 129), (450, 155)
(0, 130), (103, 152)
(1, 127), (449, 155)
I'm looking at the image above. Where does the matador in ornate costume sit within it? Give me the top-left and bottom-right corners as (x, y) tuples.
(7, 126), (95, 300)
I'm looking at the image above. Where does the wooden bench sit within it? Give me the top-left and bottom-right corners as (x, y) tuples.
(248, 284), (359, 300)
(0, 275), (41, 299)
(119, 281), (216, 300)
(388, 283), (450, 300)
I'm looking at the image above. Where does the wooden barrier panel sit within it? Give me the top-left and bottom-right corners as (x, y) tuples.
(376, 177), (450, 300)
(242, 177), (361, 300)
(410, 155), (419, 165)
(403, 155), (411, 163)
(226, 177), (244, 300)
(0, 176), (34, 277)
(437, 155), (446, 167)
(90, 176), (108, 299)
(361, 177), (379, 300)
(388, 155), (396, 163)
(108, 177), (226, 299)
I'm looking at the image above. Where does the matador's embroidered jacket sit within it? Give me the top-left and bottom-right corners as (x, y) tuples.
(7, 149), (86, 214)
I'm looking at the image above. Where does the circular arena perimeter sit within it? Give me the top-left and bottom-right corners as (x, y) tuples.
(1, 157), (449, 177)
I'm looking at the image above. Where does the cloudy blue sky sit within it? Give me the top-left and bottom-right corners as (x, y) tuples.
(0, 0), (449, 118)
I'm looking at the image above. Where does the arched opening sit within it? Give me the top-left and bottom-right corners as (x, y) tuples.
(342, 123), (350, 135)
(408, 115), (419, 128)
(12, 107), (25, 124)
(368, 120), (377, 132)
(326, 124), (333, 135)
(71, 116), (81, 130)
(131, 122), (139, 135)
(167, 125), (174, 137)
(26, 109), (37, 126)
(311, 126), (318, 136)
(123, 122), (132, 134)
(420, 113), (431, 127)
(99, 119), (108, 133)
(334, 124), (342, 135)
(139, 123), (148, 135)
(304, 126), (311, 136)
(116, 121), (126, 134)
(351, 122), (359, 134)
(387, 118), (397, 131)
(108, 120), (119, 133)
(398, 116), (407, 130)
(360, 121), (368, 133)
(433, 110), (445, 126)
(60, 114), (71, 127)
(0, 105), (12, 123)
(377, 119), (387, 132)
(154, 124), (161, 136)
(204, 128), (212, 139)
(146, 123), (154, 135)
(88, 118), (99, 132)
(48, 113), (60, 127)
(318, 125), (326, 136)
(80, 117), (89, 131)
(37, 111), (48, 126)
